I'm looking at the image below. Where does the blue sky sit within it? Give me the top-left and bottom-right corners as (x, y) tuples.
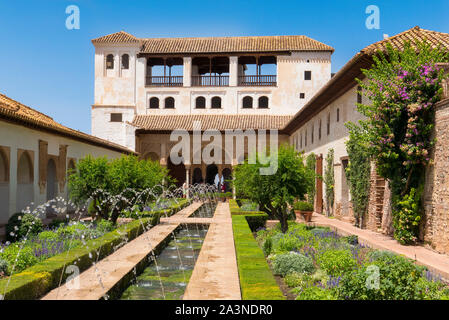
(0, 0), (448, 134)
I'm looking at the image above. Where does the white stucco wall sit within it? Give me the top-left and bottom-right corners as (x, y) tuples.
(91, 43), (332, 148)
(0, 121), (125, 224)
(289, 84), (367, 217)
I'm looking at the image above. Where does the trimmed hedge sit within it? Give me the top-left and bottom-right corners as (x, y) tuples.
(126, 199), (191, 219)
(0, 217), (156, 300)
(232, 214), (285, 300)
(229, 199), (266, 216)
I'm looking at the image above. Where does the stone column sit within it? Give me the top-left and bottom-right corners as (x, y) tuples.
(185, 164), (191, 198)
(183, 57), (192, 87)
(229, 56), (239, 86)
(8, 147), (17, 217)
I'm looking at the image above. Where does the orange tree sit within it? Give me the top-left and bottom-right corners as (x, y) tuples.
(234, 144), (314, 233)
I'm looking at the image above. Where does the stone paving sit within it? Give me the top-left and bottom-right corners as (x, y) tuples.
(268, 213), (449, 281)
(183, 202), (241, 300)
(41, 202), (202, 300)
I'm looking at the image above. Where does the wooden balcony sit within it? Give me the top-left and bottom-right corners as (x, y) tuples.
(192, 75), (229, 87)
(239, 75), (277, 86)
(145, 76), (183, 87)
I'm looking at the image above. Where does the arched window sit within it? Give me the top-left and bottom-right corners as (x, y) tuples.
(242, 96), (253, 108)
(311, 124), (314, 144)
(258, 96), (269, 109)
(300, 133), (303, 149)
(319, 119), (322, 140)
(327, 113), (330, 135)
(0, 150), (8, 182)
(149, 97), (159, 109)
(195, 96), (206, 109)
(337, 108), (340, 122)
(106, 54), (114, 69)
(211, 96), (222, 109)
(17, 152), (33, 184)
(165, 97), (175, 109)
(305, 130), (307, 147)
(121, 54), (129, 70)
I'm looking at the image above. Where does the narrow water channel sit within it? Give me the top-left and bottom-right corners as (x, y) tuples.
(119, 224), (209, 300)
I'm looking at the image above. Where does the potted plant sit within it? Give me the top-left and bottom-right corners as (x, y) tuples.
(293, 201), (314, 222)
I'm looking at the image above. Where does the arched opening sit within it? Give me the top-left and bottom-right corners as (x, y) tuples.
(16, 152), (34, 212)
(192, 167), (203, 184)
(205, 164), (218, 185)
(167, 156), (186, 188)
(149, 97), (160, 109)
(258, 96), (269, 109)
(222, 168), (232, 192)
(242, 96), (253, 108)
(106, 54), (114, 69)
(121, 54), (129, 70)
(211, 96), (222, 109)
(165, 97), (175, 109)
(0, 150), (9, 224)
(195, 96), (206, 109)
(46, 159), (57, 201)
(144, 152), (160, 162)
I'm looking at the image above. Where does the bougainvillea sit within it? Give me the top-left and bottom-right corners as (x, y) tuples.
(353, 41), (448, 244)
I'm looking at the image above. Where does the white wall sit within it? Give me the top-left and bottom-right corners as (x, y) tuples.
(289, 84), (366, 217)
(91, 43), (332, 148)
(0, 121), (124, 224)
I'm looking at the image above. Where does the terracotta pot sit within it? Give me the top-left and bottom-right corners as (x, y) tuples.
(294, 210), (313, 222)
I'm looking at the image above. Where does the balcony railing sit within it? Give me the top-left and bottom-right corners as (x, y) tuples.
(239, 75), (277, 86)
(192, 75), (229, 87)
(145, 76), (183, 87)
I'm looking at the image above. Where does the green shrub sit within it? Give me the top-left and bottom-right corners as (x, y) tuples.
(295, 285), (337, 300)
(0, 245), (38, 274)
(6, 213), (44, 242)
(284, 271), (309, 288)
(245, 214), (268, 232)
(96, 219), (114, 233)
(293, 201), (314, 211)
(262, 237), (272, 256)
(38, 231), (59, 241)
(317, 249), (357, 277)
(414, 277), (449, 300)
(338, 253), (424, 300)
(0, 257), (9, 276)
(272, 252), (315, 277)
(56, 222), (88, 238)
(277, 234), (302, 252)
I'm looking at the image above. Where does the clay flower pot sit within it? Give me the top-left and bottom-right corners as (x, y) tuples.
(294, 210), (313, 222)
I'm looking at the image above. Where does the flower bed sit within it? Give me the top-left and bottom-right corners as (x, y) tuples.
(0, 217), (157, 300)
(232, 214), (285, 300)
(256, 222), (449, 300)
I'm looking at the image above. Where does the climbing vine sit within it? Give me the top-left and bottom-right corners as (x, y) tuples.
(305, 153), (316, 206)
(324, 149), (335, 216)
(344, 124), (371, 228)
(353, 41), (448, 244)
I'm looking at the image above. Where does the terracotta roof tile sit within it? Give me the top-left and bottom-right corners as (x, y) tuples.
(132, 114), (292, 131)
(362, 26), (449, 54)
(0, 93), (135, 154)
(92, 31), (140, 44)
(92, 32), (334, 54)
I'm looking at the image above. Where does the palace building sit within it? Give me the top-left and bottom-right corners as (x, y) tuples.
(91, 31), (334, 186)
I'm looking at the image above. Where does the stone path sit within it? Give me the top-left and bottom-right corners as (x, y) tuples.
(183, 202), (241, 300)
(269, 213), (449, 281)
(41, 202), (202, 300)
